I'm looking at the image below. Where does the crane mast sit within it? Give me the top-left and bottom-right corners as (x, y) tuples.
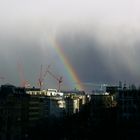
(17, 62), (30, 88)
(38, 65), (50, 89)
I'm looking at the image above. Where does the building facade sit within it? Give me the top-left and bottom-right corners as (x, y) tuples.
(117, 89), (140, 124)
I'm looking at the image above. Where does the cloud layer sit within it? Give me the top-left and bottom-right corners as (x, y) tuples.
(0, 0), (140, 90)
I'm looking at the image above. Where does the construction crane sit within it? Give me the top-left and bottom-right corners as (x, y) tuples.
(38, 65), (50, 89)
(38, 64), (43, 89)
(46, 69), (63, 92)
(17, 62), (30, 88)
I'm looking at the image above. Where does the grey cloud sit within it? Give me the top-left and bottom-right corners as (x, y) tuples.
(1, 23), (140, 90)
(57, 30), (140, 87)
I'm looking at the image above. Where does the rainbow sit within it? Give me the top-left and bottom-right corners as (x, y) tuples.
(47, 36), (84, 90)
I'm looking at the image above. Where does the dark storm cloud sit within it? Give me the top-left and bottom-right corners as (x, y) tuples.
(0, 23), (140, 89)
(58, 30), (140, 86)
(1, 0), (140, 89)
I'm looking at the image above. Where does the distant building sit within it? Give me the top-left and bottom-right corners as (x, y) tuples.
(26, 88), (63, 96)
(46, 96), (65, 118)
(0, 84), (90, 139)
(0, 85), (29, 140)
(47, 89), (63, 96)
(117, 89), (140, 124)
(26, 88), (65, 119)
(28, 95), (41, 125)
(89, 92), (116, 127)
(65, 96), (79, 115)
(65, 93), (89, 116)
(106, 86), (119, 95)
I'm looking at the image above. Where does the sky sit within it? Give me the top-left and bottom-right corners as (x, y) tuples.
(0, 0), (140, 91)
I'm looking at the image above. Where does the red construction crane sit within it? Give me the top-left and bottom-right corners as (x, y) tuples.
(17, 62), (30, 88)
(47, 69), (63, 92)
(38, 64), (43, 89)
(38, 65), (50, 89)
